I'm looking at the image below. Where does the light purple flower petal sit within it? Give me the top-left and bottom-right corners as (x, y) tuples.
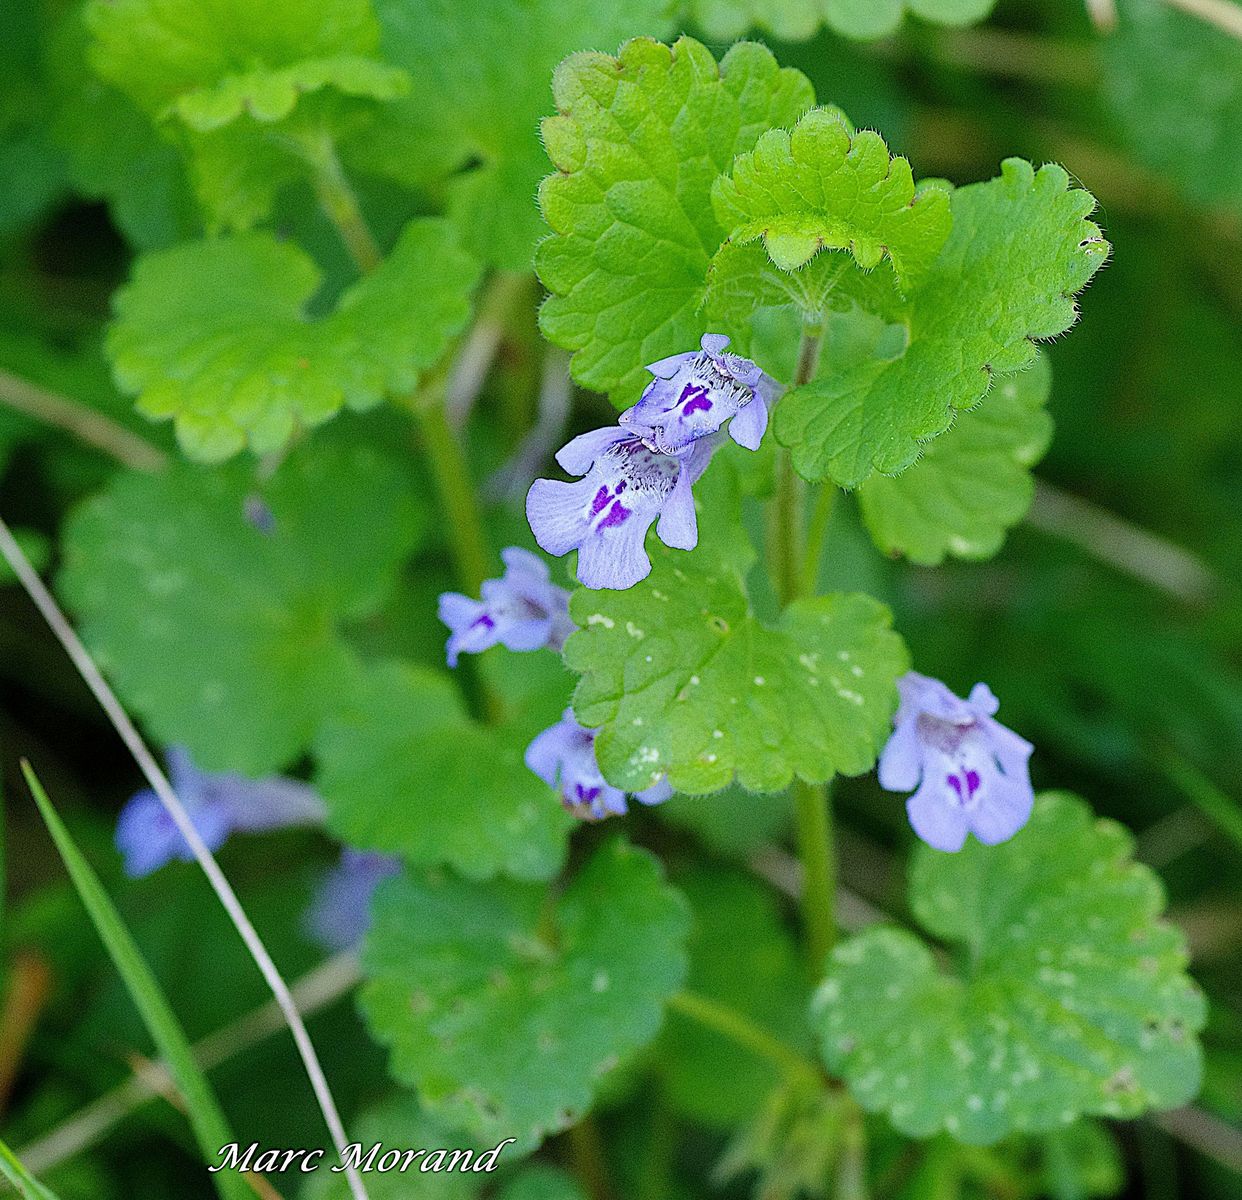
(555, 426), (631, 475)
(115, 788), (231, 878)
(727, 390), (769, 451)
(439, 547), (571, 664)
(906, 778), (970, 852)
(115, 748), (325, 877)
(304, 849), (401, 951)
(655, 466), (698, 552)
(621, 333), (776, 456)
(878, 672), (1035, 852)
(644, 350), (696, 379)
(528, 434), (708, 591)
(525, 710), (670, 821)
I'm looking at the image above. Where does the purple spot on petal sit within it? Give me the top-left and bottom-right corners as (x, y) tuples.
(965, 769), (981, 797)
(685, 392), (715, 419)
(471, 614), (496, 631)
(947, 773), (964, 802)
(589, 486), (611, 517)
(597, 501), (631, 529)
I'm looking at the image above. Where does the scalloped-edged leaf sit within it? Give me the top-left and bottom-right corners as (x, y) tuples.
(354, 0), (674, 271)
(712, 107), (951, 278)
(59, 435), (424, 775)
(537, 36), (815, 406)
(360, 840), (689, 1149)
(564, 478), (907, 794)
(84, 0), (408, 228)
(685, 0), (999, 41)
(857, 352), (1053, 565)
(314, 661), (572, 882)
(107, 218), (480, 462)
(813, 793), (1205, 1144)
(1103, 0), (1242, 214)
(775, 160), (1106, 486)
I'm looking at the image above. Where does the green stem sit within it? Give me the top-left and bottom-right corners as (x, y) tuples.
(800, 482), (837, 596)
(564, 1117), (617, 1200)
(793, 779), (837, 976)
(667, 991), (821, 1087)
(307, 136), (383, 275)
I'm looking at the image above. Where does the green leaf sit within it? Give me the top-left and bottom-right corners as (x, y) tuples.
(23, 764), (249, 1200)
(59, 434), (424, 775)
(1103, 0), (1242, 214)
(775, 160), (1106, 486)
(824, 0), (998, 39)
(813, 793), (1206, 1144)
(300, 1093), (489, 1199)
(683, 0), (999, 41)
(84, 0), (408, 228)
(660, 868), (810, 1127)
(857, 352), (1053, 565)
(360, 839), (689, 1148)
(537, 36), (815, 406)
(357, 0), (673, 270)
(497, 1166), (587, 1200)
(106, 218), (480, 461)
(711, 107), (951, 278)
(314, 660), (573, 882)
(564, 492), (908, 794)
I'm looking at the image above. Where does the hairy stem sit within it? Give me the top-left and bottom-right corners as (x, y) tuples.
(308, 137), (383, 274)
(667, 991), (821, 1086)
(564, 1117), (617, 1200)
(0, 369), (168, 473)
(793, 779), (837, 976)
(0, 519), (369, 1200)
(800, 483), (837, 596)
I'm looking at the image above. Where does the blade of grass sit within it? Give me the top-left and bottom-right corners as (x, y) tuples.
(0, 1134), (59, 1200)
(0, 517), (368, 1200)
(21, 762), (250, 1200)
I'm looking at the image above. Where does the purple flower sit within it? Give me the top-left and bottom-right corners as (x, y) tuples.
(438, 546), (574, 667)
(525, 708), (672, 822)
(304, 849), (401, 951)
(526, 428), (717, 591)
(878, 673), (1034, 853)
(115, 747), (326, 878)
(619, 333), (777, 455)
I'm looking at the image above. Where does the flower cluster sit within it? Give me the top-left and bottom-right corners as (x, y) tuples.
(115, 747), (326, 878)
(878, 672), (1034, 852)
(526, 334), (778, 591)
(437, 546), (574, 666)
(438, 545), (672, 822)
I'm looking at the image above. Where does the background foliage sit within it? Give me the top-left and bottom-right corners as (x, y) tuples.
(0, 0), (1239, 1198)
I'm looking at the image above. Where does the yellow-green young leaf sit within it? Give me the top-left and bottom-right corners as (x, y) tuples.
(711, 107), (952, 279)
(775, 160), (1106, 486)
(813, 793), (1205, 1144)
(107, 219), (479, 462)
(314, 661), (572, 882)
(85, 0), (408, 228)
(857, 352), (1053, 565)
(59, 436), (424, 776)
(0, 1135), (61, 1200)
(354, 0), (674, 271)
(537, 36), (815, 406)
(684, 0), (998, 41)
(360, 840), (689, 1149)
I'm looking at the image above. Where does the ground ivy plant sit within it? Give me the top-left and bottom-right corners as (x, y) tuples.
(55, 14), (1204, 1197)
